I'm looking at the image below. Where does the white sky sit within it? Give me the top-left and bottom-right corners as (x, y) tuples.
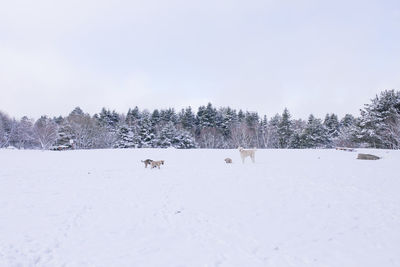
(1, 0), (399, 120)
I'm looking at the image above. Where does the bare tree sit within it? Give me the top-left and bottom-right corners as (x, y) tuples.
(198, 127), (218, 148)
(33, 116), (58, 149)
(13, 116), (36, 149)
(66, 111), (96, 149)
(230, 122), (253, 148)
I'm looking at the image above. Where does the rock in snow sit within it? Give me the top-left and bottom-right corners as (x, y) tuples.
(357, 153), (381, 160)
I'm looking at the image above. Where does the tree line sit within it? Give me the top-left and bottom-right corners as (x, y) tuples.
(1, 89), (399, 150)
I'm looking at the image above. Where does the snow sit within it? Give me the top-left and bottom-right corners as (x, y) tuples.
(1, 148), (400, 267)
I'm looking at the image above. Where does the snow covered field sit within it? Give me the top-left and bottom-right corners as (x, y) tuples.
(1, 148), (400, 267)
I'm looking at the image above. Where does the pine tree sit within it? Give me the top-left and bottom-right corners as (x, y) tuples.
(126, 107), (141, 126)
(54, 117), (73, 147)
(160, 108), (178, 126)
(151, 109), (161, 127)
(195, 103), (222, 148)
(358, 90), (400, 148)
(277, 108), (293, 148)
(98, 108), (120, 131)
(238, 110), (245, 122)
(245, 111), (260, 147)
(220, 107), (238, 140)
(174, 129), (197, 148)
(265, 114), (281, 148)
(289, 119), (306, 148)
(115, 125), (135, 148)
(179, 107), (196, 131)
(197, 103), (217, 128)
(156, 122), (176, 148)
(137, 112), (155, 148)
(323, 113), (340, 148)
(335, 114), (357, 147)
(155, 122), (197, 148)
(301, 114), (329, 148)
(340, 114), (355, 128)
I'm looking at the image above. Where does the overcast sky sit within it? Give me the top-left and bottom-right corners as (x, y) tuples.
(1, 0), (399, 120)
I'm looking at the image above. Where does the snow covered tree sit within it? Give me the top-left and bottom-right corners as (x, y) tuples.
(259, 115), (268, 148)
(301, 114), (329, 148)
(15, 116), (36, 149)
(97, 108), (120, 131)
(357, 89), (400, 148)
(263, 114), (280, 148)
(2, 118), (19, 148)
(114, 125), (135, 148)
(33, 116), (58, 149)
(5, 90), (400, 150)
(92, 124), (117, 148)
(62, 107), (100, 149)
(92, 108), (121, 148)
(126, 107), (141, 126)
(195, 103), (223, 148)
(179, 107), (196, 131)
(387, 112), (400, 149)
(340, 114), (355, 128)
(230, 121), (253, 148)
(198, 126), (224, 148)
(137, 111), (155, 148)
(323, 113), (340, 148)
(160, 108), (178, 126)
(237, 109), (245, 122)
(196, 103), (217, 128)
(54, 116), (72, 148)
(155, 122), (197, 148)
(219, 107), (238, 144)
(156, 121), (176, 148)
(0, 111), (13, 148)
(174, 128), (197, 148)
(277, 108), (293, 148)
(289, 119), (306, 148)
(151, 109), (161, 126)
(244, 111), (260, 147)
(334, 114), (358, 147)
